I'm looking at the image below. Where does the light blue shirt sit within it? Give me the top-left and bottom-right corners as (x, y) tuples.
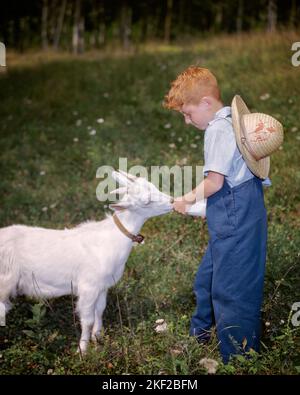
(203, 106), (271, 188)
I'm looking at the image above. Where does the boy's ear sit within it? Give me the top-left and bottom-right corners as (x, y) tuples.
(201, 96), (211, 107)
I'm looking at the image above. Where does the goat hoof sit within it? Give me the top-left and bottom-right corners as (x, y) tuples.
(76, 341), (89, 357)
(92, 342), (101, 351)
(76, 348), (87, 359)
(91, 332), (101, 343)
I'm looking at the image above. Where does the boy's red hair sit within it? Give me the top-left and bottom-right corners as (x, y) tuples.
(163, 66), (220, 111)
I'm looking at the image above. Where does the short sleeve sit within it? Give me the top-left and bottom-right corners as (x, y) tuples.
(262, 177), (272, 187)
(203, 124), (236, 177)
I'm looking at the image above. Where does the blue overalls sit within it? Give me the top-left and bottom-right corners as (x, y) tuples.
(190, 176), (267, 363)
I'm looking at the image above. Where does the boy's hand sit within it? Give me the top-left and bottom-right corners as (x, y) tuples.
(173, 197), (191, 215)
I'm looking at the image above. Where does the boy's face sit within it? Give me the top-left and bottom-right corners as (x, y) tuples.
(181, 99), (214, 130)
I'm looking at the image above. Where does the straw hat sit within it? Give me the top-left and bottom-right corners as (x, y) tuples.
(231, 95), (284, 179)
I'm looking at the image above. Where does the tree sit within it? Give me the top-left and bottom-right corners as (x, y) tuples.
(267, 0), (277, 32)
(289, 0), (298, 29)
(236, 0), (243, 33)
(97, 0), (106, 47)
(72, 0), (84, 54)
(53, 0), (67, 50)
(164, 0), (173, 44)
(41, 0), (48, 50)
(119, 0), (132, 50)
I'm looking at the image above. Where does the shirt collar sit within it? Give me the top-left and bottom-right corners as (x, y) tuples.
(208, 106), (231, 126)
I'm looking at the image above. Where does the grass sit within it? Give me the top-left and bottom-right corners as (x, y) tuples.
(0, 31), (299, 375)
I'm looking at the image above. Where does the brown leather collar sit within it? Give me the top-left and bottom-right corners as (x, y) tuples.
(112, 213), (145, 244)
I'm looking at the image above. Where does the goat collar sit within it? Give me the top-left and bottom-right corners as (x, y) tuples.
(112, 213), (145, 244)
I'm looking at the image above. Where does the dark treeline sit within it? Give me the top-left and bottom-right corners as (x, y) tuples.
(0, 0), (299, 53)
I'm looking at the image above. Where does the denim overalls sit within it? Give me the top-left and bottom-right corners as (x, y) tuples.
(190, 176), (267, 363)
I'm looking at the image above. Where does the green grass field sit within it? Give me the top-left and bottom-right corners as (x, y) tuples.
(0, 31), (299, 375)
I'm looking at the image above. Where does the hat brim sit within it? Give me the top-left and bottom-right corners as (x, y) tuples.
(231, 95), (270, 179)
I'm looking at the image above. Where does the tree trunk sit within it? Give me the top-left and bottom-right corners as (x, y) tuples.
(119, 0), (132, 50)
(178, 0), (185, 36)
(98, 1), (106, 47)
(78, 16), (85, 53)
(236, 0), (243, 33)
(140, 2), (149, 43)
(215, 3), (223, 33)
(267, 0), (277, 33)
(164, 0), (173, 44)
(42, 0), (48, 50)
(289, 0), (297, 29)
(73, 0), (82, 54)
(53, 0), (67, 50)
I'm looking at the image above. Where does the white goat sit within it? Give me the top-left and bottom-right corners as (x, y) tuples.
(0, 170), (173, 353)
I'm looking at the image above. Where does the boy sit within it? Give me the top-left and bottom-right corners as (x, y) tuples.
(163, 66), (283, 363)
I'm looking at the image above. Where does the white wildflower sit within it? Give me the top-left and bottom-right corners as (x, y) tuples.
(42, 207), (48, 212)
(126, 120), (132, 125)
(155, 322), (168, 333)
(155, 319), (168, 333)
(190, 143), (197, 148)
(164, 123), (172, 129)
(168, 143), (176, 149)
(97, 118), (104, 124)
(177, 137), (183, 142)
(265, 321), (271, 327)
(103, 93), (109, 98)
(76, 119), (82, 126)
(291, 127), (298, 132)
(170, 348), (183, 356)
(73, 111), (78, 116)
(73, 137), (79, 143)
(158, 369), (168, 375)
(89, 129), (96, 136)
(39, 171), (46, 176)
(260, 93), (270, 101)
(199, 358), (219, 374)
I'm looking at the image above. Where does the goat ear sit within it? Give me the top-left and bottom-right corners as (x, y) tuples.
(118, 169), (137, 181)
(111, 170), (132, 187)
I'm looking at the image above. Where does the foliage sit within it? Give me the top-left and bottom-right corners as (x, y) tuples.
(0, 31), (299, 374)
